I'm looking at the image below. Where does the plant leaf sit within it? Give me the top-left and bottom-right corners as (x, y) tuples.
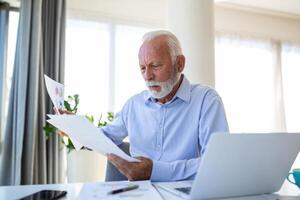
(43, 123), (56, 138)
(64, 101), (72, 111)
(86, 115), (94, 123)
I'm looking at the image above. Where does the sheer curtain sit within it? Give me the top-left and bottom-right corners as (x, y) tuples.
(215, 33), (300, 167)
(282, 43), (300, 133)
(64, 18), (154, 181)
(65, 20), (153, 115)
(282, 43), (300, 168)
(215, 34), (276, 132)
(114, 25), (152, 111)
(65, 19), (110, 117)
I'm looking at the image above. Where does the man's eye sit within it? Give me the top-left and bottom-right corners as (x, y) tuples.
(152, 64), (160, 68)
(140, 67), (145, 72)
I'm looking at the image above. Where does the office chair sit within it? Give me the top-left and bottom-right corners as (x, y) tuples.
(105, 142), (130, 181)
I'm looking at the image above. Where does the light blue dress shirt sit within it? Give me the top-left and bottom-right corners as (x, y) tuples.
(102, 75), (229, 181)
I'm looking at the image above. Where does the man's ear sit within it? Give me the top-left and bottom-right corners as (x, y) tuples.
(176, 55), (185, 73)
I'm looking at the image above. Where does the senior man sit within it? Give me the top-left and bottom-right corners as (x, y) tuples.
(103, 30), (228, 182)
(60, 30), (228, 181)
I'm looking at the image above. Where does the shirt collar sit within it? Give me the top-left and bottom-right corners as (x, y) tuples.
(143, 74), (191, 104)
(175, 75), (191, 103)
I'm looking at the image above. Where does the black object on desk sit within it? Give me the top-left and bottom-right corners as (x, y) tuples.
(20, 190), (67, 200)
(107, 184), (139, 195)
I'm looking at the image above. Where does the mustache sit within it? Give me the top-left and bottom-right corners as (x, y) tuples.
(145, 81), (163, 87)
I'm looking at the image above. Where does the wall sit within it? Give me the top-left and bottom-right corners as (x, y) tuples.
(215, 5), (300, 42)
(67, 0), (300, 42)
(67, 0), (167, 28)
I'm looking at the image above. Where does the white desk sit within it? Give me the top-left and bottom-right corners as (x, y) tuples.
(0, 180), (299, 200)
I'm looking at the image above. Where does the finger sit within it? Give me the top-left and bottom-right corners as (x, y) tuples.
(58, 108), (64, 114)
(58, 109), (74, 115)
(134, 156), (150, 163)
(135, 156), (146, 161)
(53, 107), (60, 114)
(57, 130), (69, 138)
(58, 108), (66, 114)
(108, 154), (128, 167)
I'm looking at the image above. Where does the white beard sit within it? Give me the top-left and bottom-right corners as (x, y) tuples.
(145, 72), (181, 99)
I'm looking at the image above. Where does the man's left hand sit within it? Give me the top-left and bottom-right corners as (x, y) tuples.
(107, 154), (153, 181)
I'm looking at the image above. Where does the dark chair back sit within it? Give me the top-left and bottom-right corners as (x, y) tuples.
(105, 142), (130, 181)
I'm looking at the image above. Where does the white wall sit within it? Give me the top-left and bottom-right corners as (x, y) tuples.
(168, 0), (215, 86)
(67, 0), (167, 27)
(215, 5), (300, 42)
(67, 0), (300, 42)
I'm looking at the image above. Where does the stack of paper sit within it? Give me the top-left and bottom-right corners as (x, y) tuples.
(44, 75), (82, 150)
(44, 75), (65, 111)
(77, 181), (162, 200)
(47, 114), (139, 162)
(45, 75), (138, 162)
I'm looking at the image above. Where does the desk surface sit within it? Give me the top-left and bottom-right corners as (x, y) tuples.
(0, 180), (299, 200)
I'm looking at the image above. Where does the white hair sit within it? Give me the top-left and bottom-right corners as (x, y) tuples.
(142, 30), (183, 64)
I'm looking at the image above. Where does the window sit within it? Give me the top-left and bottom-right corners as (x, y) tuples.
(215, 35), (274, 132)
(65, 19), (110, 117)
(1, 10), (19, 139)
(215, 34), (300, 134)
(282, 43), (300, 132)
(215, 35), (300, 169)
(114, 25), (151, 111)
(65, 19), (153, 116)
(64, 18), (154, 181)
(5, 11), (19, 114)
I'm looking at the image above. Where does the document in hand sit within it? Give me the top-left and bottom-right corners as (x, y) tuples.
(44, 75), (82, 150)
(47, 114), (140, 162)
(44, 75), (64, 110)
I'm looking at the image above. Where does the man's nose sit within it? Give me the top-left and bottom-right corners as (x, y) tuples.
(144, 67), (154, 81)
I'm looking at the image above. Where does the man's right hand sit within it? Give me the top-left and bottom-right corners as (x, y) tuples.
(54, 108), (75, 137)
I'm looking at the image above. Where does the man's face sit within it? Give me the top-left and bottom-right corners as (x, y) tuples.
(138, 37), (179, 98)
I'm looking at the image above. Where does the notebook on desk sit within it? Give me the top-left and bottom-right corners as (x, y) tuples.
(158, 133), (300, 200)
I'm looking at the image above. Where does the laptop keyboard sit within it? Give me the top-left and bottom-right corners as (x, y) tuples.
(175, 187), (192, 195)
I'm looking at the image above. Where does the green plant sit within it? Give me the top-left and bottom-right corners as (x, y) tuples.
(43, 94), (114, 153)
(86, 112), (114, 127)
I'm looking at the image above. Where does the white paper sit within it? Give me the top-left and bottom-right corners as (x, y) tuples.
(47, 114), (140, 162)
(44, 75), (64, 110)
(44, 75), (82, 150)
(77, 181), (162, 200)
(47, 114), (82, 150)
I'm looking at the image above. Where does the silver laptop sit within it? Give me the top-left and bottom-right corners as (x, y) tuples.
(158, 133), (300, 200)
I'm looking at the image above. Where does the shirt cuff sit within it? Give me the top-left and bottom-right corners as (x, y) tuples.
(150, 160), (173, 181)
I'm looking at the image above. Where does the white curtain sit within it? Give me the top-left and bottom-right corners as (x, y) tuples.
(282, 43), (300, 133)
(215, 33), (277, 132)
(215, 33), (300, 167)
(282, 43), (300, 169)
